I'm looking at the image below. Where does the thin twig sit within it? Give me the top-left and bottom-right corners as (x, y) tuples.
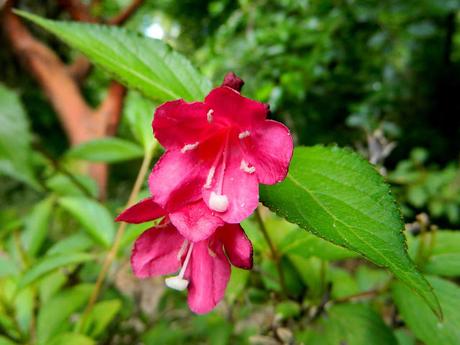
(254, 207), (287, 295)
(78, 144), (156, 332)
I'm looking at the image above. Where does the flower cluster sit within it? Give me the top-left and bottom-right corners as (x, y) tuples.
(117, 73), (293, 313)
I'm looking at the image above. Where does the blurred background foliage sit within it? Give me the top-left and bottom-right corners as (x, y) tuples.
(1, 0), (460, 344)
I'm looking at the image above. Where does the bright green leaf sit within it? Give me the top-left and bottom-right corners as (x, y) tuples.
(22, 197), (54, 257)
(301, 303), (398, 345)
(59, 196), (115, 247)
(0, 84), (38, 188)
(81, 299), (121, 337)
(17, 11), (211, 102)
(260, 146), (441, 317)
(37, 284), (93, 345)
(48, 333), (95, 345)
(393, 276), (460, 345)
(424, 231), (460, 277)
(123, 91), (157, 151)
(19, 253), (93, 288)
(66, 137), (144, 163)
(47, 232), (94, 255)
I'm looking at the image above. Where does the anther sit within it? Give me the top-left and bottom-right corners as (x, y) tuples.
(209, 191), (229, 212)
(238, 130), (251, 139)
(240, 159), (255, 174)
(181, 142), (199, 153)
(165, 242), (194, 291)
(207, 109), (214, 123)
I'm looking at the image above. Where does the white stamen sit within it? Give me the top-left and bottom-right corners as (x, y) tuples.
(165, 276), (189, 291)
(204, 166), (216, 189)
(181, 142), (199, 153)
(165, 243), (194, 291)
(207, 109), (214, 123)
(177, 240), (189, 260)
(238, 130), (251, 139)
(209, 191), (229, 212)
(240, 159), (256, 174)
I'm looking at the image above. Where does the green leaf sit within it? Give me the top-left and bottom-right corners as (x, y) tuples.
(225, 268), (250, 305)
(48, 333), (95, 345)
(0, 84), (38, 188)
(301, 303), (398, 345)
(19, 252), (93, 288)
(80, 299), (121, 337)
(393, 276), (460, 345)
(17, 11), (211, 102)
(59, 196), (115, 247)
(22, 197), (54, 257)
(260, 146), (441, 317)
(37, 284), (93, 345)
(0, 336), (18, 345)
(66, 138), (144, 163)
(46, 173), (98, 198)
(47, 232), (94, 255)
(123, 91), (157, 151)
(0, 256), (18, 278)
(424, 231), (460, 277)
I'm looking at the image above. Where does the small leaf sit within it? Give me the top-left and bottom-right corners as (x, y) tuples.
(260, 146), (441, 317)
(80, 299), (121, 337)
(0, 84), (38, 188)
(48, 333), (95, 345)
(300, 303), (398, 345)
(424, 231), (460, 277)
(22, 197), (54, 257)
(123, 91), (157, 151)
(393, 276), (460, 345)
(17, 11), (211, 102)
(66, 138), (144, 163)
(19, 253), (93, 288)
(47, 232), (94, 255)
(37, 284), (93, 344)
(59, 196), (115, 247)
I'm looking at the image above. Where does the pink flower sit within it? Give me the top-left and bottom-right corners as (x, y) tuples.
(116, 198), (253, 314)
(149, 73), (293, 240)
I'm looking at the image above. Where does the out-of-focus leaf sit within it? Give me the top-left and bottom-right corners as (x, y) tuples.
(38, 271), (67, 304)
(302, 303), (398, 345)
(260, 146), (441, 317)
(37, 284), (93, 345)
(225, 268), (250, 305)
(393, 276), (460, 345)
(47, 232), (94, 255)
(48, 333), (95, 345)
(66, 137), (144, 163)
(80, 299), (121, 337)
(46, 173), (98, 198)
(275, 301), (301, 320)
(279, 229), (357, 260)
(123, 91), (157, 151)
(0, 336), (18, 345)
(0, 84), (38, 188)
(59, 196), (115, 247)
(19, 253), (93, 288)
(14, 287), (34, 335)
(423, 231), (460, 277)
(0, 256), (18, 278)
(17, 11), (211, 102)
(22, 197), (54, 257)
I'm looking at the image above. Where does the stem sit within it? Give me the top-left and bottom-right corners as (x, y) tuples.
(254, 207), (286, 295)
(78, 144), (156, 332)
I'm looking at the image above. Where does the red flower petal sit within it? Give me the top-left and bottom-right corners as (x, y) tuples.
(115, 198), (164, 223)
(219, 224), (253, 269)
(186, 240), (231, 314)
(130, 222), (184, 278)
(153, 99), (212, 150)
(169, 200), (224, 242)
(149, 150), (208, 210)
(204, 86), (268, 129)
(242, 120), (293, 185)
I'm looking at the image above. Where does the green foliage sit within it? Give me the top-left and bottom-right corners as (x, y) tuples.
(261, 146), (441, 316)
(393, 276), (460, 345)
(16, 11), (211, 102)
(58, 196), (115, 247)
(300, 303), (398, 345)
(0, 84), (38, 188)
(66, 138), (144, 163)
